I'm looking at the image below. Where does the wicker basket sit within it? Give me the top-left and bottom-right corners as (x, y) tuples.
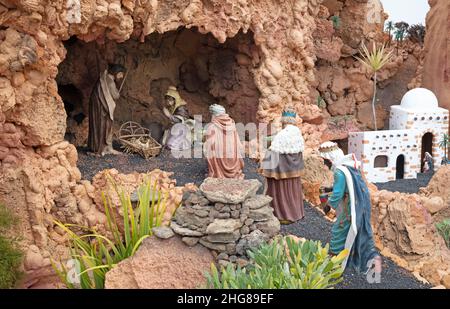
(118, 121), (162, 159)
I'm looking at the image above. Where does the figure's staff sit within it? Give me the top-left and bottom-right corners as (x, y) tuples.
(118, 69), (129, 94)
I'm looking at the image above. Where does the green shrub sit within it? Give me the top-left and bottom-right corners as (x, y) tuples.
(331, 15), (341, 30)
(205, 237), (347, 289)
(53, 178), (172, 289)
(316, 96), (326, 109)
(0, 204), (23, 289)
(0, 203), (17, 229)
(436, 219), (450, 249)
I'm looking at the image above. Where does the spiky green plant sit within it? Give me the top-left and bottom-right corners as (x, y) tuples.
(436, 219), (450, 249)
(52, 178), (172, 289)
(439, 133), (449, 164)
(355, 42), (394, 131)
(205, 237), (348, 289)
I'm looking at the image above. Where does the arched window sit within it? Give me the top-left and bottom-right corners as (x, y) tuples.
(374, 155), (388, 168)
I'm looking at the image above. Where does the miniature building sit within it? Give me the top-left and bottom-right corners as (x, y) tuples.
(349, 88), (449, 183)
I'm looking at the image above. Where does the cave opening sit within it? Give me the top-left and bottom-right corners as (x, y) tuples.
(56, 27), (261, 149)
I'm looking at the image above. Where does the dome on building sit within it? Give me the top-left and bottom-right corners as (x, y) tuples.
(400, 88), (439, 110)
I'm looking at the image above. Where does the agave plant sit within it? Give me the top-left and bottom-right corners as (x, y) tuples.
(205, 237), (348, 289)
(436, 219), (450, 249)
(52, 178), (171, 289)
(355, 42), (394, 130)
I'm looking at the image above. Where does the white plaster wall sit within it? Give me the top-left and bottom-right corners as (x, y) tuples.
(349, 129), (420, 183)
(390, 105), (449, 171)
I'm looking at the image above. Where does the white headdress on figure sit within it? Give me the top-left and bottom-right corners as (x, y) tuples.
(319, 141), (360, 170)
(209, 104), (226, 116)
(318, 141), (361, 270)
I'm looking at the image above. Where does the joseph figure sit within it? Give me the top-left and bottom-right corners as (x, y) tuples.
(88, 64), (126, 156)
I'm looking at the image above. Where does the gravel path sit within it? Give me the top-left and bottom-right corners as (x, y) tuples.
(77, 147), (431, 289)
(374, 173), (433, 194)
(78, 146), (265, 188)
(281, 203), (431, 289)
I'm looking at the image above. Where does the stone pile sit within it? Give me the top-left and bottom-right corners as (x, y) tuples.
(170, 177), (280, 266)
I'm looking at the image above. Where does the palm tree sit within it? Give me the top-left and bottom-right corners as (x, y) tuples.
(385, 21), (394, 45)
(439, 133), (449, 164)
(394, 29), (405, 55)
(407, 24), (426, 46)
(395, 21), (410, 33)
(355, 42), (394, 131)
(394, 21), (409, 50)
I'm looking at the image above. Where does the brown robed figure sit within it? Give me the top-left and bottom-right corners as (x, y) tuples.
(88, 64), (126, 156)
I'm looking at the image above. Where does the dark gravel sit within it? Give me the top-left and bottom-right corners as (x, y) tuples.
(374, 173), (434, 194)
(281, 203), (431, 289)
(77, 146), (431, 289)
(77, 146), (265, 189)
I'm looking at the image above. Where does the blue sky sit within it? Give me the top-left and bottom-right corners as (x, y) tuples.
(380, 0), (430, 25)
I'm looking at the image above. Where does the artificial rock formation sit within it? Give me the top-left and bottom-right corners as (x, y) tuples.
(91, 168), (185, 226)
(58, 29), (262, 146)
(105, 236), (214, 289)
(311, 0), (425, 139)
(300, 148), (333, 205)
(171, 177), (280, 266)
(370, 166), (450, 288)
(0, 0), (320, 286)
(422, 0), (450, 112)
(0, 0), (444, 288)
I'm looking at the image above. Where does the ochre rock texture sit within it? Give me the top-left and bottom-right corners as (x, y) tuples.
(420, 165), (450, 206)
(91, 168), (185, 226)
(58, 29), (262, 146)
(0, 0), (443, 288)
(311, 0), (425, 138)
(422, 0), (450, 112)
(370, 166), (450, 287)
(0, 0), (321, 287)
(0, 0), (323, 146)
(105, 236), (214, 289)
(300, 149), (333, 205)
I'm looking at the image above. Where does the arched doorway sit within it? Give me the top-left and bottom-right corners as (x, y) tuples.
(396, 154), (405, 179)
(421, 132), (433, 171)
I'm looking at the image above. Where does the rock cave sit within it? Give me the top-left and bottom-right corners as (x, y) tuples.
(57, 27), (261, 147)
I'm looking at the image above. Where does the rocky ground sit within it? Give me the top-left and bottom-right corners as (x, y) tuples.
(77, 147), (431, 289)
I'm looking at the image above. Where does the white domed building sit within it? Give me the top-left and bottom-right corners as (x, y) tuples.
(348, 88), (449, 183)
